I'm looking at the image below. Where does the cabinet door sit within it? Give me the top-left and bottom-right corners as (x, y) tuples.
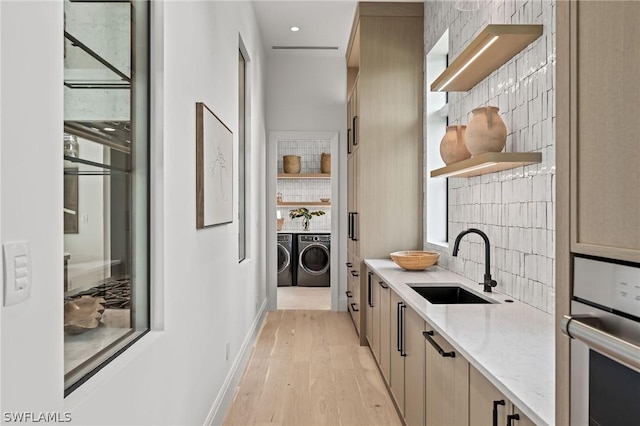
(379, 280), (391, 382)
(347, 264), (360, 333)
(404, 305), (426, 426)
(571, 1), (640, 263)
(346, 150), (360, 260)
(371, 274), (381, 363)
(390, 290), (405, 414)
(365, 271), (374, 348)
(469, 366), (508, 426)
(511, 405), (536, 426)
(351, 83), (359, 149)
(425, 330), (469, 426)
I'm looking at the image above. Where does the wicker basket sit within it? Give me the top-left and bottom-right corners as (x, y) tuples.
(321, 153), (331, 174)
(390, 251), (439, 271)
(283, 155), (301, 173)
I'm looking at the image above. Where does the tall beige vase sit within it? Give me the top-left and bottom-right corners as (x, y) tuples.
(465, 106), (507, 156)
(439, 125), (470, 165)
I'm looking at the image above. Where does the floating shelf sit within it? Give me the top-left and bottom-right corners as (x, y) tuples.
(277, 173), (331, 179)
(430, 24), (543, 92)
(277, 201), (331, 207)
(430, 152), (542, 178)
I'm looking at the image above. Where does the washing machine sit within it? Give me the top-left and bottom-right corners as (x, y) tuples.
(277, 234), (294, 287)
(297, 234), (330, 287)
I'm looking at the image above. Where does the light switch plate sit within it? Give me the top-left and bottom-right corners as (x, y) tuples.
(3, 241), (32, 306)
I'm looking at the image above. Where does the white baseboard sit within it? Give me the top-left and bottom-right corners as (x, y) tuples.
(203, 298), (269, 426)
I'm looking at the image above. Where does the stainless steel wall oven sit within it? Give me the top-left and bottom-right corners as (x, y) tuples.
(561, 256), (640, 426)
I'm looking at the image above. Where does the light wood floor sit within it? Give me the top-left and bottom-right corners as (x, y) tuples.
(277, 287), (331, 310)
(223, 310), (402, 426)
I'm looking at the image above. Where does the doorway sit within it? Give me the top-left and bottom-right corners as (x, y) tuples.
(267, 131), (340, 311)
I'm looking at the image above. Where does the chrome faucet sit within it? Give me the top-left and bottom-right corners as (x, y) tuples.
(452, 228), (497, 293)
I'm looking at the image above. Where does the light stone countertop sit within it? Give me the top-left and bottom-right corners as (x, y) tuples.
(365, 259), (555, 426)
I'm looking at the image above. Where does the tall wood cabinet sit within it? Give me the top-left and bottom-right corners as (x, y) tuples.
(557, 3), (640, 424)
(345, 1), (424, 343)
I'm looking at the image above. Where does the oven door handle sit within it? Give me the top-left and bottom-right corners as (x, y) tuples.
(561, 314), (640, 371)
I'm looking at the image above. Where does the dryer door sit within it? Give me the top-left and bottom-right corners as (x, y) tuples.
(277, 243), (290, 273)
(299, 243), (330, 275)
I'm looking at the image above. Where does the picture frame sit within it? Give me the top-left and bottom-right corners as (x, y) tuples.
(196, 102), (234, 228)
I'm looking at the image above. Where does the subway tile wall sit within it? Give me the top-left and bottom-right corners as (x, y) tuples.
(277, 138), (332, 232)
(423, 0), (556, 313)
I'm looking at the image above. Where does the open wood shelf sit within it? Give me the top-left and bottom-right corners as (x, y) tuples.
(277, 173), (331, 179)
(277, 201), (331, 207)
(430, 24), (543, 92)
(430, 152), (542, 178)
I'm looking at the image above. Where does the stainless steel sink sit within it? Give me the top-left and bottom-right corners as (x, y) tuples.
(408, 284), (495, 304)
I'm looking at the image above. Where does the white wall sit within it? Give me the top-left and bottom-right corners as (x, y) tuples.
(1, 1), (268, 423)
(266, 53), (347, 310)
(423, 0), (556, 313)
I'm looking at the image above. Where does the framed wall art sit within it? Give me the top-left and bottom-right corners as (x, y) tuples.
(196, 102), (233, 228)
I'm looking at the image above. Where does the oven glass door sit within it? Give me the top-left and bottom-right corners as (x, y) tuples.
(589, 349), (640, 426)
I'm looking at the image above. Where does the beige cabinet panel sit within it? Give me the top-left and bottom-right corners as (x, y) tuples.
(365, 270), (375, 349)
(371, 272), (382, 363)
(425, 330), (470, 426)
(390, 290), (405, 414)
(346, 3), (424, 347)
(469, 366), (532, 426)
(571, 1), (640, 263)
(379, 279), (392, 383)
(404, 305), (426, 426)
(511, 405), (536, 426)
(469, 366), (508, 426)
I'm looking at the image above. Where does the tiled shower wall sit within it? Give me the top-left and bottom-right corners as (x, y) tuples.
(423, 0), (556, 313)
(277, 139), (331, 232)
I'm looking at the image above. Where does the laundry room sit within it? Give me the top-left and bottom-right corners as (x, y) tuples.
(276, 137), (332, 309)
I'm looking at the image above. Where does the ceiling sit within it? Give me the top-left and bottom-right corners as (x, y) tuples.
(252, 0), (423, 57)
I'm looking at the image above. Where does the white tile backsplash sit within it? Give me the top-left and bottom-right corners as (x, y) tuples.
(423, 0), (556, 314)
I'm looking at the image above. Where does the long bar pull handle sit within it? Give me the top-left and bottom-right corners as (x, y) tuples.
(367, 272), (373, 307)
(350, 270), (359, 277)
(347, 128), (352, 154)
(492, 400), (505, 426)
(400, 303), (407, 357)
(397, 302), (402, 352)
(423, 331), (456, 358)
(345, 291), (352, 298)
(350, 303), (359, 312)
(378, 281), (388, 289)
(352, 212), (358, 241)
(561, 314), (640, 370)
(352, 116), (358, 145)
(506, 414), (520, 426)
(348, 212), (353, 240)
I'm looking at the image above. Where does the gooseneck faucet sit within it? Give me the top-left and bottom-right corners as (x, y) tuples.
(452, 228), (497, 292)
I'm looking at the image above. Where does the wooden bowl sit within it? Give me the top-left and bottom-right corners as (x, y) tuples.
(64, 296), (106, 334)
(390, 251), (439, 271)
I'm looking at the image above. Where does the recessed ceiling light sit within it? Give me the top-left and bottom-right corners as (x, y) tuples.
(103, 127), (116, 132)
(290, 26), (300, 32)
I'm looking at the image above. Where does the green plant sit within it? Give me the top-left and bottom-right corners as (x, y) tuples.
(289, 207), (326, 230)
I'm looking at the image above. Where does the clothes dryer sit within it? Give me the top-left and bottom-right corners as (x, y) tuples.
(277, 233), (294, 287)
(297, 234), (330, 287)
